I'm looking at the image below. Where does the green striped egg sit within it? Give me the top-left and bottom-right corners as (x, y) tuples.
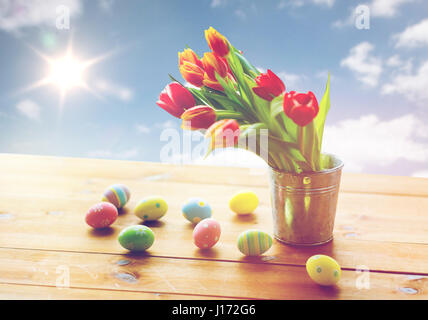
(237, 229), (272, 256)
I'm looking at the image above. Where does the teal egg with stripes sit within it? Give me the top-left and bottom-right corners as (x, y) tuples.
(237, 229), (272, 256)
(102, 184), (131, 209)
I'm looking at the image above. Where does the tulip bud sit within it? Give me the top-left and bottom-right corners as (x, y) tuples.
(201, 52), (228, 91)
(283, 91), (319, 127)
(205, 119), (240, 149)
(202, 52), (228, 80)
(156, 82), (195, 118)
(179, 61), (205, 87)
(205, 27), (230, 57)
(178, 48), (203, 69)
(181, 105), (217, 130)
(252, 69), (285, 101)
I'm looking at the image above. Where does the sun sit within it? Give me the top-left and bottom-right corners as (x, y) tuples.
(47, 54), (85, 91)
(19, 40), (119, 112)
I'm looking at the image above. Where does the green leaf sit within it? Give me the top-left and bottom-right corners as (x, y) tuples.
(270, 95), (283, 118)
(202, 90), (240, 112)
(314, 73), (331, 151)
(234, 51), (260, 77)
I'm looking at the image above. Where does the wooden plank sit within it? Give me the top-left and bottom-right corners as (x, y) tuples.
(0, 248), (426, 300)
(1, 153), (428, 197)
(1, 173), (427, 241)
(0, 188), (427, 274)
(0, 283), (230, 300)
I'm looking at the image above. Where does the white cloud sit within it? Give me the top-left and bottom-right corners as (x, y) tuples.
(277, 71), (303, 89)
(323, 114), (428, 172)
(382, 59), (428, 103)
(234, 9), (246, 19)
(412, 170), (428, 178)
(155, 120), (177, 129)
(370, 0), (415, 17)
(0, 0), (82, 34)
(394, 18), (428, 48)
(312, 0), (334, 7)
(93, 79), (133, 102)
(210, 0), (225, 8)
(340, 42), (382, 87)
(194, 148), (268, 168)
(278, 0), (334, 8)
(98, 0), (115, 12)
(16, 99), (41, 121)
(87, 147), (139, 160)
(333, 0), (415, 28)
(135, 124), (151, 134)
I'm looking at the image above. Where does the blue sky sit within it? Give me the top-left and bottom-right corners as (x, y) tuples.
(1, 0), (428, 177)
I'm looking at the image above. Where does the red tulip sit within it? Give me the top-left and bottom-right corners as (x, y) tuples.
(156, 82), (195, 118)
(181, 105), (217, 130)
(283, 91), (319, 127)
(179, 61), (205, 87)
(205, 27), (230, 57)
(205, 119), (240, 149)
(252, 69), (285, 101)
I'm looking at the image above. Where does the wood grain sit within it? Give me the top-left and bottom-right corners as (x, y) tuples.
(0, 153), (427, 299)
(0, 248), (426, 300)
(0, 283), (231, 300)
(0, 173), (427, 273)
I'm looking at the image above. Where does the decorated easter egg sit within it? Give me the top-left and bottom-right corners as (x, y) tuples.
(193, 218), (221, 249)
(102, 184), (131, 209)
(229, 191), (259, 215)
(118, 225), (155, 252)
(182, 198), (212, 224)
(85, 202), (118, 229)
(237, 229), (272, 256)
(134, 196), (168, 221)
(306, 254), (341, 286)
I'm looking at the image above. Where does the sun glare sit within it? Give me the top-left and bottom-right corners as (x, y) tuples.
(48, 54), (85, 91)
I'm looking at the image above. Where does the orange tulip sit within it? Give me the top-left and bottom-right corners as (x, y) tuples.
(179, 61), (205, 87)
(178, 48), (203, 69)
(205, 27), (230, 57)
(202, 52), (228, 80)
(201, 52), (228, 91)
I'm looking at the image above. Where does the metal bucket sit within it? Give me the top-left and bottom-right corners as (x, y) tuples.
(269, 155), (343, 246)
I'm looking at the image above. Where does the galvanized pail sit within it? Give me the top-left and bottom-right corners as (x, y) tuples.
(269, 155), (343, 246)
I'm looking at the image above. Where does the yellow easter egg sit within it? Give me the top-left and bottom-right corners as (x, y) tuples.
(229, 191), (259, 215)
(134, 196), (168, 221)
(306, 254), (341, 286)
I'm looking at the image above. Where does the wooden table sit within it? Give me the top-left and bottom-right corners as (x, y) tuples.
(0, 153), (426, 300)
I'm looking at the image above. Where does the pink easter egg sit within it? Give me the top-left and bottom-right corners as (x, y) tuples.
(193, 218), (221, 249)
(85, 202), (118, 229)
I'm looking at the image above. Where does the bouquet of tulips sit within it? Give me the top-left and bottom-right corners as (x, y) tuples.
(156, 27), (332, 173)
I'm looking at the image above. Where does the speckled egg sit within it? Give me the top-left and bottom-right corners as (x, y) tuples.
(85, 202), (118, 229)
(237, 229), (272, 256)
(182, 198), (212, 224)
(101, 184), (131, 209)
(134, 196), (168, 221)
(193, 218), (221, 249)
(229, 191), (259, 215)
(118, 225), (155, 252)
(306, 254), (341, 286)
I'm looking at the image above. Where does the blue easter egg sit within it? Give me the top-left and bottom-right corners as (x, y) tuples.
(182, 198), (212, 223)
